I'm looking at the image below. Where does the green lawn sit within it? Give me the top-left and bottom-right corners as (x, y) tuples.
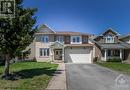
(96, 62), (130, 75)
(0, 62), (58, 90)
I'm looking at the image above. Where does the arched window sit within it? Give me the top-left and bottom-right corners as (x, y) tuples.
(105, 35), (114, 43)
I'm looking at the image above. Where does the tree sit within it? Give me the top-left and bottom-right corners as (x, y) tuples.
(0, 0), (37, 79)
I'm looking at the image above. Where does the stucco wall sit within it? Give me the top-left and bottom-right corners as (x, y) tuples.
(35, 42), (53, 62)
(26, 40), (35, 60)
(33, 34), (54, 62)
(36, 34), (54, 42)
(26, 36), (54, 62)
(27, 33), (94, 62)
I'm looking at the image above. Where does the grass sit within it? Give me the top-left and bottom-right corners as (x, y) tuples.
(0, 61), (58, 90)
(96, 62), (130, 75)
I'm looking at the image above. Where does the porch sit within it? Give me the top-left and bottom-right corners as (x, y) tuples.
(50, 41), (65, 62)
(101, 49), (123, 61)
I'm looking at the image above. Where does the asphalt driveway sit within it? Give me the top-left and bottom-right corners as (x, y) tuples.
(66, 64), (130, 90)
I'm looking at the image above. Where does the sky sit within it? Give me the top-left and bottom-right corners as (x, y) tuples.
(23, 0), (130, 35)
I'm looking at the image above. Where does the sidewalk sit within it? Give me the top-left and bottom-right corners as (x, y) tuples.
(46, 63), (67, 90)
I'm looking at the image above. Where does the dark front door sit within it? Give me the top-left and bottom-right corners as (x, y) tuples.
(124, 49), (130, 60)
(54, 49), (62, 60)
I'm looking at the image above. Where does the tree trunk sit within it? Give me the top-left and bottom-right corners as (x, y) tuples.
(4, 54), (10, 76)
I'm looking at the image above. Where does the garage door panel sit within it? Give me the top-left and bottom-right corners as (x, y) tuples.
(65, 47), (92, 63)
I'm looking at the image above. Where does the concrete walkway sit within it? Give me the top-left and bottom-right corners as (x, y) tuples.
(46, 63), (67, 90)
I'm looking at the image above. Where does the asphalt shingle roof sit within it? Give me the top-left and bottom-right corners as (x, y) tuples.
(100, 44), (126, 49)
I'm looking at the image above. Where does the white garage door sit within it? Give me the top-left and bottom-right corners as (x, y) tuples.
(65, 47), (92, 63)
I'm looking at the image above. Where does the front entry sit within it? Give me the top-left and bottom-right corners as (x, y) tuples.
(54, 49), (62, 60)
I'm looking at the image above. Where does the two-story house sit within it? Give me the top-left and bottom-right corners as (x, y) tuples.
(28, 24), (93, 63)
(93, 28), (130, 61)
(27, 26), (130, 63)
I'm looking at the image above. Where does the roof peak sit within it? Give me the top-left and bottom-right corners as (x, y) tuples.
(102, 28), (120, 36)
(38, 24), (56, 33)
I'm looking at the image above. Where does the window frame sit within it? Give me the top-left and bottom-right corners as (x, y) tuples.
(105, 35), (114, 43)
(41, 35), (49, 43)
(39, 48), (49, 57)
(127, 39), (130, 43)
(56, 36), (64, 43)
(82, 36), (88, 43)
(71, 36), (81, 44)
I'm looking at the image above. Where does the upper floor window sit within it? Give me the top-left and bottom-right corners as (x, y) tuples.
(105, 35), (114, 43)
(71, 36), (81, 44)
(56, 36), (64, 43)
(41, 36), (49, 43)
(82, 36), (88, 43)
(127, 39), (130, 43)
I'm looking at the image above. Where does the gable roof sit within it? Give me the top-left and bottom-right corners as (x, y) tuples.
(100, 43), (127, 49)
(119, 34), (130, 39)
(102, 28), (120, 36)
(94, 28), (120, 40)
(91, 37), (130, 49)
(50, 41), (64, 49)
(36, 25), (91, 36)
(37, 24), (56, 34)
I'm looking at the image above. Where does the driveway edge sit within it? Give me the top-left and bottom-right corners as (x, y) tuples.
(46, 63), (67, 90)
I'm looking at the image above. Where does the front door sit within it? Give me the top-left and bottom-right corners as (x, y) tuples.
(54, 49), (62, 60)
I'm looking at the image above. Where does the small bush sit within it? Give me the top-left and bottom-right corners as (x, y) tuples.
(0, 60), (5, 66)
(93, 57), (98, 62)
(107, 58), (122, 62)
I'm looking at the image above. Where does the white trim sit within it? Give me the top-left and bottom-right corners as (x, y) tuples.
(39, 48), (49, 57)
(42, 24), (56, 33)
(126, 39), (130, 44)
(51, 41), (64, 47)
(105, 35), (115, 43)
(71, 36), (82, 44)
(41, 35), (49, 43)
(55, 36), (64, 43)
(120, 49), (122, 59)
(101, 28), (120, 36)
(104, 49), (107, 61)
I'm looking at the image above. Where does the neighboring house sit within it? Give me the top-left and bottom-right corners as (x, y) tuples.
(28, 24), (94, 63)
(93, 28), (130, 61)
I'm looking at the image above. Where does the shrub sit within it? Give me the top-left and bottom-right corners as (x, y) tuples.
(0, 60), (5, 66)
(93, 57), (99, 63)
(107, 58), (122, 62)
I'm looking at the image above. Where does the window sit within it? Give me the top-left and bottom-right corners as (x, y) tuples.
(114, 50), (120, 56)
(108, 50), (112, 56)
(82, 37), (88, 43)
(73, 38), (76, 42)
(56, 36), (64, 43)
(105, 35), (114, 43)
(66, 37), (70, 42)
(77, 37), (80, 42)
(40, 48), (49, 57)
(71, 36), (81, 44)
(41, 36), (49, 43)
(108, 50), (120, 57)
(127, 39), (130, 43)
(56, 51), (58, 55)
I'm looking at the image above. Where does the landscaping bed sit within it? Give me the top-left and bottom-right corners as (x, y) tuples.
(0, 62), (58, 90)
